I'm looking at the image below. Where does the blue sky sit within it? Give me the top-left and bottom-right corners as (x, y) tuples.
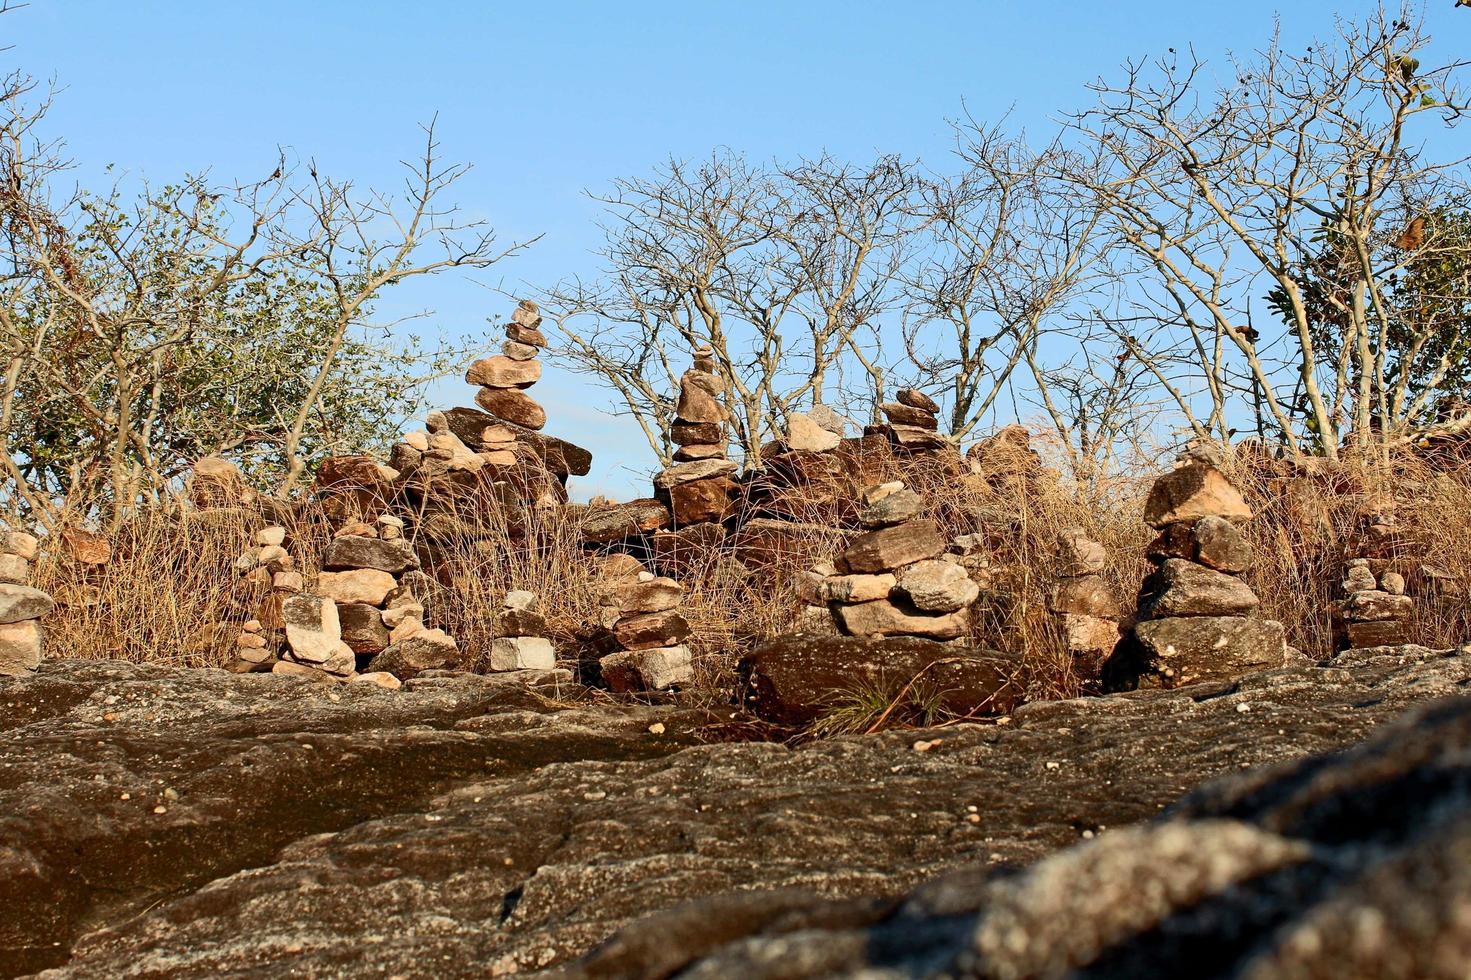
(7, 1), (1469, 496)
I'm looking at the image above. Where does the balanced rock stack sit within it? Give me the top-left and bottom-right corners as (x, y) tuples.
(1335, 558), (1412, 650)
(235, 526), (303, 594)
(596, 561), (695, 692)
(881, 388), (946, 452)
(225, 526), (302, 673)
(311, 514), (456, 681)
(815, 482), (977, 640)
(0, 532), (53, 676)
(1048, 528), (1120, 668)
(490, 590), (556, 671)
(655, 349), (740, 526)
(469, 300), (548, 431)
(1104, 456), (1285, 690)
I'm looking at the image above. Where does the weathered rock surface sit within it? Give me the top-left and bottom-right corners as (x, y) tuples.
(4, 648), (1470, 977)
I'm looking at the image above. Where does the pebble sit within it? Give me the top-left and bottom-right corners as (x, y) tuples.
(648, 723), (666, 735)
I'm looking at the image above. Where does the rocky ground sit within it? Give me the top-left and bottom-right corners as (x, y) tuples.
(3, 644), (1469, 978)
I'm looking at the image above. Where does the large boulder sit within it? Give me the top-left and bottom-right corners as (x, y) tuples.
(1104, 615), (1287, 690)
(738, 634), (1021, 726)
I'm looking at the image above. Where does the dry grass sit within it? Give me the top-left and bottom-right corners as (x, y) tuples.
(22, 443), (1471, 704)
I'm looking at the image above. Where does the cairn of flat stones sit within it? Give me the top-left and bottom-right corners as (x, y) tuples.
(810, 481), (978, 640)
(880, 388), (947, 452)
(1048, 528), (1120, 664)
(0, 531), (54, 676)
(594, 556), (695, 692)
(470, 299), (549, 431)
(490, 590), (556, 671)
(1106, 455), (1285, 689)
(654, 348), (740, 526)
(227, 525), (305, 672)
(1335, 508), (1413, 649)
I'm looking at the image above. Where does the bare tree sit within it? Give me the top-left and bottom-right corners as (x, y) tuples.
(1071, 5), (1471, 459)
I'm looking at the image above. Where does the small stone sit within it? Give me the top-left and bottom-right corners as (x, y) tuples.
(0, 619), (43, 675)
(896, 388), (940, 412)
(502, 340), (540, 361)
(1049, 575), (1120, 618)
(352, 671), (402, 690)
(369, 629), (459, 679)
(0, 532), (38, 561)
(510, 299), (542, 328)
(1056, 531), (1108, 577)
(648, 722), (666, 735)
(1342, 590), (1413, 623)
(675, 371), (725, 424)
(404, 431), (430, 452)
(1380, 572), (1406, 596)
(489, 636), (556, 671)
(271, 661), (340, 684)
(506, 322), (549, 347)
(615, 577), (684, 614)
(894, 560), (980, 613)
(272, 570), (303, 593)
(282, 594), (341, 664)
(1342, 565), (1378, 595)
(858, 488), (924, 529)
(1060, 613), (1119, 657)
(612, 610), (691, 650)
(504, 590), (537, 611)
(236, 632), (268, 650)
(786, 413), (842, 453)
(836, 520), (947, 575)
(817, 573), (897, 604)
(256, 527), (286, 547)
(496, 608), (548, 637)
(1143, 462), (1252, 528)
(0, 584), (55, 625)
(0, 554), (29, 584)
(601, 645), (694, 692)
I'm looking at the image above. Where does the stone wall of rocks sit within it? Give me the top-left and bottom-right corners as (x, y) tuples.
(0, 532), (51, 676)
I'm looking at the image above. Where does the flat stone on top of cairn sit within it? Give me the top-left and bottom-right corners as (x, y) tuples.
(1103, 452), (1285, 691)
(0, 531), (52, 676)
(883, 388), (946, 451)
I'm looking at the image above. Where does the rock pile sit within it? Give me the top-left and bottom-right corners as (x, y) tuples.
(1048, 527), (1120, 668)
(595, 558), (694, 692)
(656, 349), (740, 526)
(235, 525), (303, 594)
(812, 482), (977, 640)
(1336, 558), (1413, 649)
(490, 590), (556, 671)
(0, 531), (52, 676)
(880, 388), (947, 451)
(1104, 456), (1286, 689)
(469, 299), (549, 431)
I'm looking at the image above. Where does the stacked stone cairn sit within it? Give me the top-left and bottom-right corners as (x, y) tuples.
(490, 590), (557, 671)
(0, 531), (53, 676)
(1104, 455), (1286, 690)
(655, 348), (740, 526)
(1334, 507), (1413, 649)
(470, 299), (549, 432)
(811, 481), (978, 640)
(880, 388), (947, 452)
(1048, 528), (1121, 669)
(227, 525), (303, 672)
(594, 557), (695, 692)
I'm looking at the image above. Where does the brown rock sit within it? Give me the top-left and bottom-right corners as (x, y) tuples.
(1138, 559), (1259, 619)
(833, 596), (969, 640)
(836, 520), (946, 575)
(663, 477), (740, 526)
(1057, 533), (1108, 577)
(495, 608), (549, 637)
(0, 619), (43, 675)
(1143, 462), (1252, 528)
(0, 532), (38, 561)
(888, 425), (948, 451)
(1345, 620), (1412, 649)
(282, 594), (341, 664)
(653, 459), (739, 490)
(351, 671), (402, 690)
(896, 388), (940, 412)
(579, 499), (671, 544)
(501, 340), (539, 361)
(612, 610), (691, 650)
(271, 661), (342, 684)
(817, 573), (896, 604)
(1147, 517), (1254, 574)
(615, 577), (685, 615)
(1342, 590), (1413, 623)
(1060, 613), (1120, 657)
(675, 371), (725, 424)
(0, 585), (55, 625)
(317, 569), (397, 608)
(466, 355), (541, 389)
(1106, 616), (1286, 690)
(474, 386), (547, 430)
(60, 527), (111, 566)
(879, 402), (939, 430)
(322, 536), (417, 576)
(673, 443), (728, 462)
(786, 413), (842, 453)
(337, 602), (390, 655)
(506, 322), (549, 347)
(739, 634), (1020, 726)
(650, 523), (728, 575)
(600, 645), (693, 692)
(671, 420), (724, 446)
(1049, 575), (1120, 618)
(368, 630), (459, 680)
(858, 488), (924, 529)
(730, 519), (835, 571)
(893, 560), (980, 613)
